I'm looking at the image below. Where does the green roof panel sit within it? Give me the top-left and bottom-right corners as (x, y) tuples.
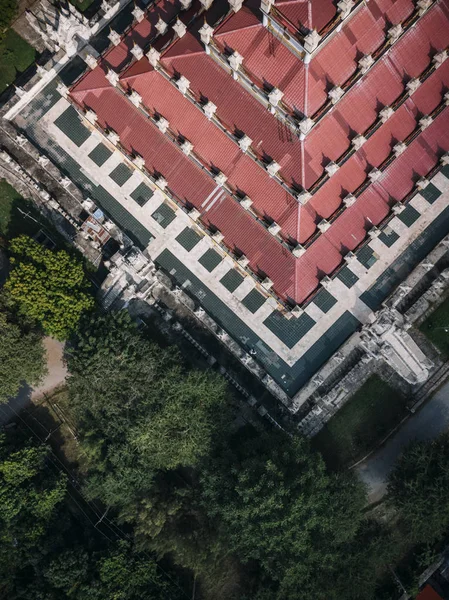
(54, 105), (91, 147)
(199, 248), (223, 272)
(176, 227), (202, 251)
(242, 288), (267, 313)
(88, 143), (113, 167)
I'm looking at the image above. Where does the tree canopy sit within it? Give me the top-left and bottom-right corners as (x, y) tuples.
(4, 235), (94, 340)
(67, 312), (230, 504)
(388, 433), (449, 544)
(200, 428), (367, 598)
(0, 0), (17, 36)
(0, 308), (47, 403)
(0, 431), (185, 600)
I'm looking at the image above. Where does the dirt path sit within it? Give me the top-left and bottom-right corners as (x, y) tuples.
(0, 337), (67, 425)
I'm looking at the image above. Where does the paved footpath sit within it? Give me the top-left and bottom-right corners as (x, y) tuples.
(356, 380), (449, 503)
(0, 337), (67, 425)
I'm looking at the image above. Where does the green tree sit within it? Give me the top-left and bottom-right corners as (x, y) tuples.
(388, 433), (449, 543)
(67, 312), (230, 477)
(0, 309), (47, 402)
(0, 0), (17, 36)
(200, 428), (367, 599)
(4, 235), (94, 340)
(0, 434), (67, 581)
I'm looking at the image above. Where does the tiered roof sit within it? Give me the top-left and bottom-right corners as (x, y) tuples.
(70, 0), (449, 305)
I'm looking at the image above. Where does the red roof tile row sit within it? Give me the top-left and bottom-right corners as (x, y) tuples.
(70, 0), (449, 305)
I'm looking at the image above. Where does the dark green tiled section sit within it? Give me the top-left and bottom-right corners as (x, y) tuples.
(109, 163), (133, 186)
(130, 182), (153, 207)
(176, 227), (202, 251)
(441, 164), (449, 179)
(420, 183), (442, 204)
(199, 248), (222, 272)
(20, 91), (152, 249)
(220, 269), (244, 293)
(356, 245), (377, 269)
(379, 228), (399, 247)
(264, 311), (315, 349)
(336, 266), (359, 288)
(150, 203), (176, 229)
(242, 289), (266, 313)
(88, 143), (113, 167)
(54, 106), (91, 147)
(398, 204), (420, 227)
(361, 204), (449, 310)
(155, 249), (359, 396)
(312, 288), (337, 313)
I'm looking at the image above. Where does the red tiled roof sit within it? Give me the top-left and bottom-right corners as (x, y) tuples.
(416, 585), (443, 600)
(70, 0), (449, 304)
(273, 0), (336, 33)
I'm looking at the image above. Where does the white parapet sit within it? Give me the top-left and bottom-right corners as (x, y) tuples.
(379, 106), (394, 122)
(155, 175), (168, 190)
(108, 29), (121, 46)
(358, 54), (374, 74)
(393, 141), (407, 157)
(173, 18), (187, 37)
(416, 177), (429, 190)
(293, 244), (306, 257)
(266, 161), (281, 176)
(388, 24), (403, 43)
(261, 277), (273, 290)
(106, 68), (119, 86)
(157, 116), (169, 132)
(180, 139), (193, 155)
(214, 171), (227, 186)
(212, 230), (224, 243)
(238, 254), (249, 267)
(318, 219), (331, 232)
(328, 85), (344, 104)
(199, 0), (214, 8)
(268, 87), (284, 107)
(85, 108), (97, 123)
(84, 53), (98, 69)
(433, 50), (448, 69)
(107, 129), (120, 144)
(325, 161), (339, 177)
(229, 0), (243, 11)
(337, 0), (354, 19)
(155, 17), (168, 35)
(268, 221), (281, 235)
(203, 100), (217, 119)
(368, 167), (382, 182)
(129, 90), (142, 106)
(352, 134), (366, 150)
(199, 23), (214, 46)
(297, 190), (312, 204)
(343, 193), (356, 207)
(416, 0), (432, 15)
(132, 6), (145, 22)
(131, 43), (144, 60)
(240, 195), (253, 209)
(146, 46), (161, 67)
(229, 51), (243, 72)
(133, 154), (145, 169)
(238, 134), (252, 152)
(176, 75), (190, 95)
(304, 29), (321, 53)
(406, 78), (421, 94)
(180, 0), (192, 8)
(299, 117), (314, 139)
(419, 115), (433, 130)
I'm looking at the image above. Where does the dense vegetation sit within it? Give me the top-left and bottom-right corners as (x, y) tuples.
(2, 226), (449, 598)
(4, 235), (94, 339)
(0, 431), (185, 600)
(0, 308), (46, 403)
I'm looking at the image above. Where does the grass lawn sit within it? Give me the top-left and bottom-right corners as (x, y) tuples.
(0, 179), (50, 239)
(69, 0), (95, 12)
(419, 297), (449, 358)
(312, 375), (408, 471)
(0, 29), (36, 94)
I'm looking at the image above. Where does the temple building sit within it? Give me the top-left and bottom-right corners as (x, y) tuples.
(5, 0), (449, 414)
